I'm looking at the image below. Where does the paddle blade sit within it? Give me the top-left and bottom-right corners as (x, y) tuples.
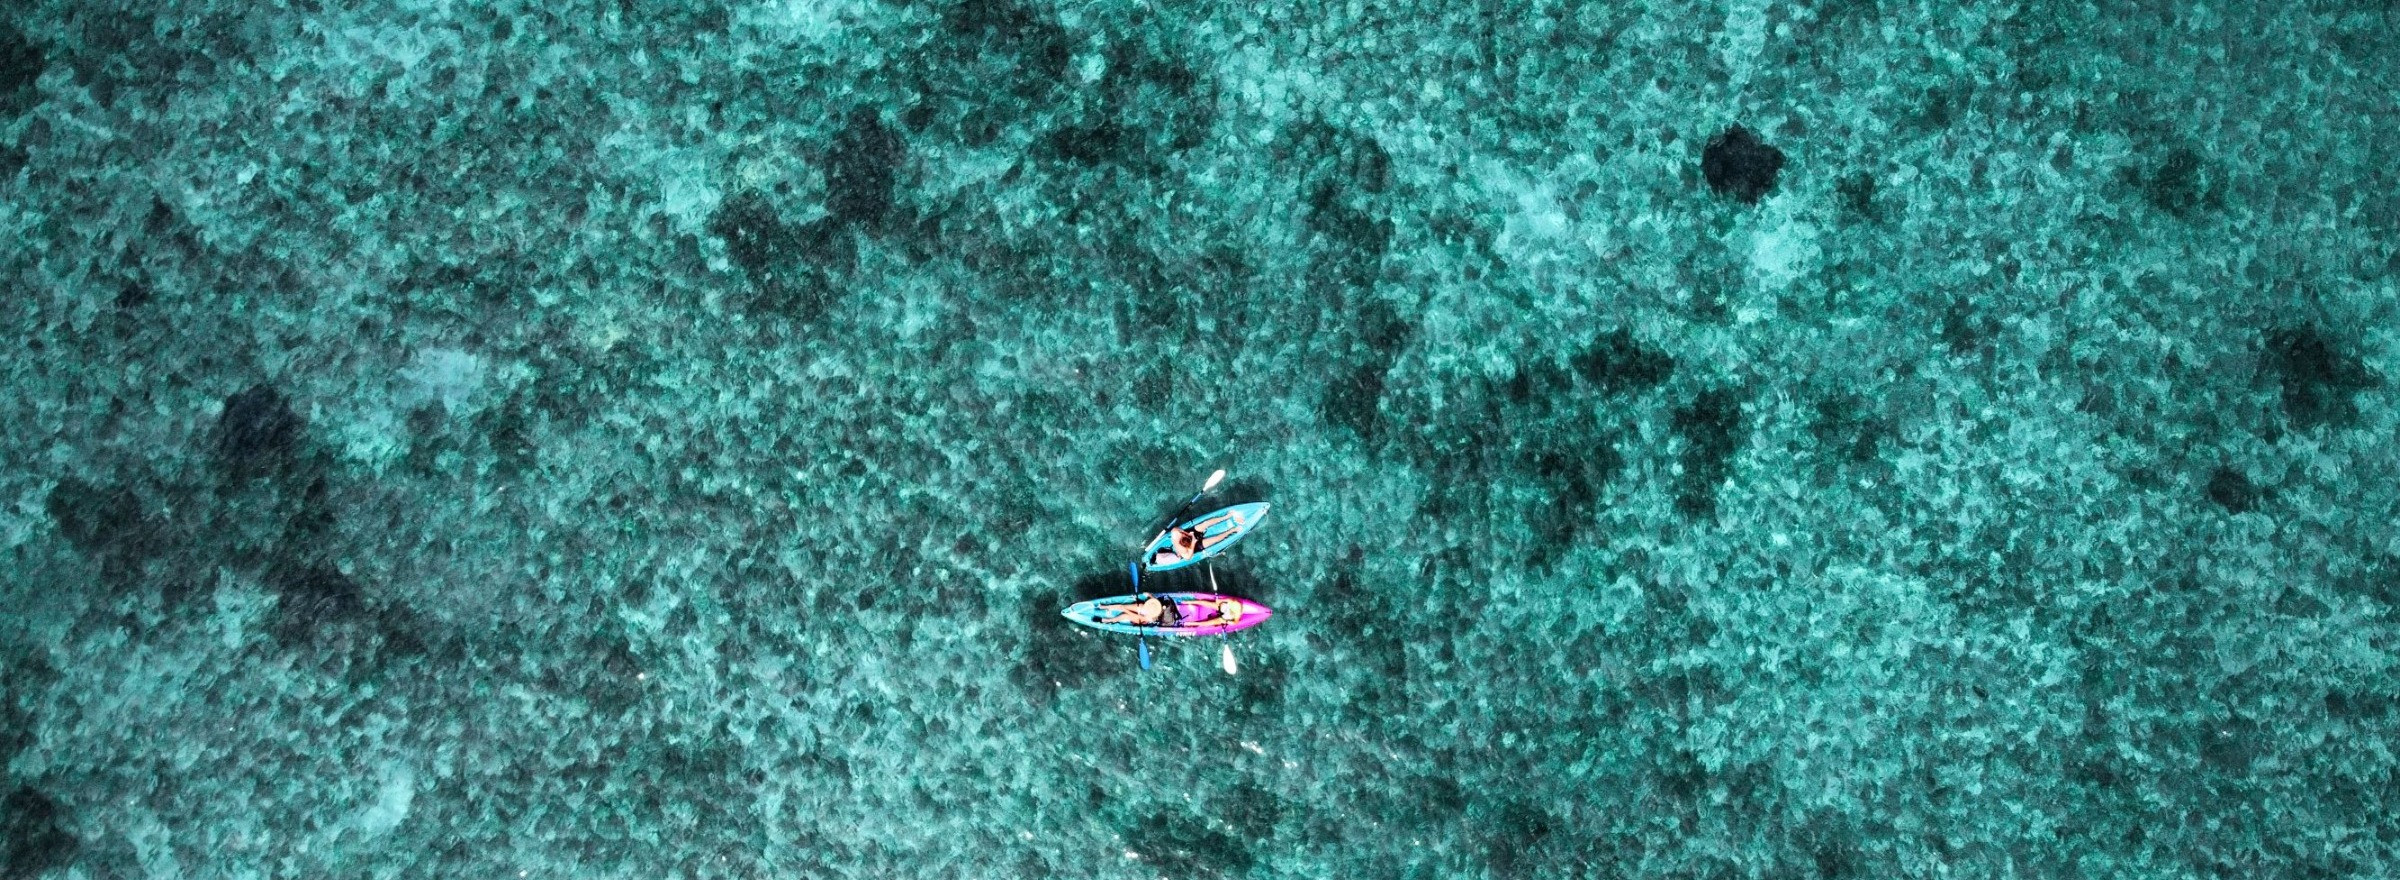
(1202, 469), (1226, 491)
(1221, 642), (1238, 676)
(1139, 639), (1153, 670)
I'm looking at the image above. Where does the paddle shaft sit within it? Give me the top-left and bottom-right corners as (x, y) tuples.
(1130, 561), (1152, 670)
(1146, 497), (1205, 549)
(1211, 562), (1234, 675)
(1143, 470), (1226, 552)
(1133, 471), (1222, 671)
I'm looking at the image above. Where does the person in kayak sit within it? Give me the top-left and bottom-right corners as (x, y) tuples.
(1178, 597), (1246, 627)
(1151, 526), (1205, 566)
(1096, 595), (1184, 627)
(1148, 509), (1241, 566)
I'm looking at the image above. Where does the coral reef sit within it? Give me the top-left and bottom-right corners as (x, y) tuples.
(1, 0), (2391, 877)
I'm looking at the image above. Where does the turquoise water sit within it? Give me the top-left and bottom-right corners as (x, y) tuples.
(4, 0), (2397, 876)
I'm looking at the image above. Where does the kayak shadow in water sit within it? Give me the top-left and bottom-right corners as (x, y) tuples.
(1126, 561), (1269, 601)
(1014, 571), (1133, 699)
(1015, 563), (1192, 695)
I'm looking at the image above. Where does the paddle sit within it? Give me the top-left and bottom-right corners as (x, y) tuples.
(1209, 562), (1236, 676)
(1144, 469), (1227, 555)
(1132, 470), (1226, 672)
(1129, 561), (1152, 671)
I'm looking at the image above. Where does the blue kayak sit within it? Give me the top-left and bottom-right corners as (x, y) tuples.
(1140, 502), (1269, 572)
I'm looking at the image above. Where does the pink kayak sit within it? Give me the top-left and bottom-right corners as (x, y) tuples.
(1061, 592), (1273, 637)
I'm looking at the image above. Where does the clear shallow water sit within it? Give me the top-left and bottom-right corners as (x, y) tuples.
(4, 0), (2396, 877)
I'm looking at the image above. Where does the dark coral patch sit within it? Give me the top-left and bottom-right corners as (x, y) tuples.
(1318, 292), (1412, 443)
(270, 565), (367, 645)
(115, 280), (151, 310)
(2122, 146), (2212, 216)
(0, 787), (77, 879)
(944, 0), (1069, 66)
(941, 0), (1072, 111)
(708, 192), (849, 320)
(1480, 800), (1561, 877)
(1836, 172), (1881, 222)
(1810, 393), (1887, 465)
(44, 477), (152, 561)
(1039, 46), (1214, 173)
(216, 384), (304, 478)
(2324, 689), (2392, 721)
(1502, 358), (1569, 408)
(1041, 118), (1125, 166)
(1525, 444), (1622, 567)
(1355, 297), (1410, 356)
(1233, 656), (1286, 715)
(0, 661), (36, 765)
(2265, 325), (2380, 427)
(1214, 783), (1284, 839)
(1120, 811), (1253, 879)
(1319, 362), (1387, 440)
(1672, 388), (1746, 517)
(1940, 299), (2000, 356)
(1283, 119), (1393, 293)
(825, 106), (905, 230)
(1305, 181), (1393, 288)
(1701, 124), (1785, 204)
(711, 191), (793, 278)
(1570, 329), (1674, 393)
(2204, 467), (2258, 513)
(0, 24), (41, 114)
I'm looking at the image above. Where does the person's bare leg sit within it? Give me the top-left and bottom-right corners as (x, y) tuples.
(1100, 599), (1163, 625)
(1187, 516), (1234, 552)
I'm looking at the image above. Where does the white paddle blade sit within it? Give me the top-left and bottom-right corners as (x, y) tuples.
(1222, 642), (1238, 675)
(1203, 469), (1226, 491)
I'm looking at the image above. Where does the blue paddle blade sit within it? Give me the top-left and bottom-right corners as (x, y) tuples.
(1138, 639), (1152, 670)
